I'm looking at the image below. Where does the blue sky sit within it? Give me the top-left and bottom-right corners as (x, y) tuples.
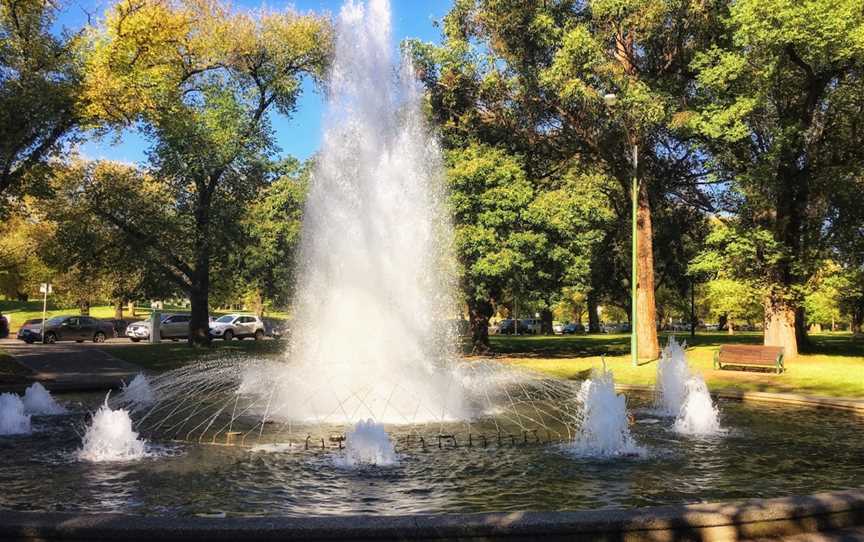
(58, 0), (452, 164)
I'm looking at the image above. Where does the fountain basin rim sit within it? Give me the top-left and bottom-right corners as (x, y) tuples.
(615, 384), (864, 415)
(1, 489), (863, 541)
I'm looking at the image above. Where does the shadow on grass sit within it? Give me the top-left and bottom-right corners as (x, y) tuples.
(104, 340), (286, 373)
(475, 332), (864, 360)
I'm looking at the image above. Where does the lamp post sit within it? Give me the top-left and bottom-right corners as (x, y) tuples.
(604, 93), (639, 367)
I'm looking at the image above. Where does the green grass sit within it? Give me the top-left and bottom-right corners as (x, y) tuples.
(490, 332), (864, 398)
(108, 331), (864, 398)
(105, 339), (285, 372)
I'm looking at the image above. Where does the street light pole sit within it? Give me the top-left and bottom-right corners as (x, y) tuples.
(630, 143), (638, 367)
(603, 92), (639, 366)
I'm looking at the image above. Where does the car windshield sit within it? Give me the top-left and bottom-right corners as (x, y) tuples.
(215, 315), (234, 323)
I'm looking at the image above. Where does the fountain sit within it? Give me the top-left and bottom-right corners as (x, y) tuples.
(0, 392), (31, 435)
(570, 367), (642, 457)
(78, 400), (148, 462)
(337, 419), (397, 467)
(0, 2), (860, 537)
(22, 383), (67, 415)
(655, 337), (722, 435)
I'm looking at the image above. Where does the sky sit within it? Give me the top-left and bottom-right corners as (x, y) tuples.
(57, 0), (453, 164)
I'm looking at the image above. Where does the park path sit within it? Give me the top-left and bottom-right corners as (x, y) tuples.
(0, 339), (142, 391)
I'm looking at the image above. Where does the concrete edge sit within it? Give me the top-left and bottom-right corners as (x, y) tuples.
(614, 384), (864, 415)
(0, 489), (862, 541)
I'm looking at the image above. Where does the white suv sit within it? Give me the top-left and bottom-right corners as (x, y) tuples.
(209, 314), (265, 341)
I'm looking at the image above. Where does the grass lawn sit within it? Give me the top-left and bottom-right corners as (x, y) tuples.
(105, 339), (286, 372)
(491, 332), (864, 398)
(99, 330), (864, 399)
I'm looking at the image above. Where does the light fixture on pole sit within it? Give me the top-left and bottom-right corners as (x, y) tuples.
(603, 92), (639, 367)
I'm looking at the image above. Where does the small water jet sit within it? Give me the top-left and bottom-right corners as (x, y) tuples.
(22, 383), (66, 415)
(0, 393), (31, 435)
(337, 419), (397, 467)
(116, 373), (155, 410)
(673, 377), (722, 435)
(78, 401), (148, 462)
(570, 368), (642, 457)
(655, 337), (722, 435)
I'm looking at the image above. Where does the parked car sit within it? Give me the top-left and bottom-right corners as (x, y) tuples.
(25, 315), (114, 344)
(126, 313), (190, 342)
(102, 319), (129, 338)
(16, 318), (44, 343)
(552, 321), (565, 335)
(519, 319), (542, 334)
(563, 322), (585, 334)
(496, 319), (529, 335)
(209, 314), (265, 341)
(262, 317), (289, 340)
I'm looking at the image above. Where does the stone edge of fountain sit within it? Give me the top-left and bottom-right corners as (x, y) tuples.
(0, 488), (862, 541)
(615, 384), (864, 415)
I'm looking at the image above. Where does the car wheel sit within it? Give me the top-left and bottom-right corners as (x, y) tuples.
(223, 330), (234, 342)
(44, 333), (57, 344)
(75, 339), (84, 343)
(254, 330), (264, 341)
(25, 339), (34, 344)
(94, 332), (106, 343)
(130, 338), (140, 343)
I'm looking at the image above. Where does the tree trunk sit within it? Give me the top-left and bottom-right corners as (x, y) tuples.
(764, 295), (798, 360)
(114, 299), (124, 320)
(853, 303), (864, 338)
(795, 306), (809, 351)
(188, 184), (213, 347)
(635, 184), (660, 360)
(727, 319), (734, 335)
(78, 299), (90, 316)
(587, 291), (600, 333)
(540, 308), (553, 335)
(128, 300), (136, 317)
(468, 299), (493, 354)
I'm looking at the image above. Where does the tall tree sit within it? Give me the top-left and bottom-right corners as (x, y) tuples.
(82, 0), (332, 344)
(688, 0), (864, 358)
(410, 0), (724, 359)
(0, 0), (84, 205)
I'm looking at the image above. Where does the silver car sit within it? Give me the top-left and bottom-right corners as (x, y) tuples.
(126, 314), (191, 342)
(209, 314), (265, 341)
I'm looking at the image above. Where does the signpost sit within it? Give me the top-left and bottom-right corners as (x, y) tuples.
(39, 283), (52, 344)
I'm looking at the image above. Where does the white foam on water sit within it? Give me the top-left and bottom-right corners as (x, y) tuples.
(78, 401), (148, 462)
(0, 393), (31, 435)
(569, 368), (643, 457)
(336, 419), (397, 467)
(22, 383), (67, 415)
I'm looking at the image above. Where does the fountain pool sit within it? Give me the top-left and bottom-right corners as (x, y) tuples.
(0, 391), (862, 518)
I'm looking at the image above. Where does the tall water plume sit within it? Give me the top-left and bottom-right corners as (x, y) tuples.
(257, 0), (466, 424)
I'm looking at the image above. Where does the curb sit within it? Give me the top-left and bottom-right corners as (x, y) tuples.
(0, 489), (862, 541)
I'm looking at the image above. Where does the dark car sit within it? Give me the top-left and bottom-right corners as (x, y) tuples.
(263, 317), (289, 340)
(103, 319), (129, 338)
(496, 319), (529, 335)
(16, 318), (44, 342)
(26, 315), (115, 344)
(562, 322), (585, 334)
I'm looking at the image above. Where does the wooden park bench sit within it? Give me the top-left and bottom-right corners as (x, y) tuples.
(713, 344), (785, 374)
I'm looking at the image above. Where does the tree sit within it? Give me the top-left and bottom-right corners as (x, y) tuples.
(0, 204), (52, 299)
(37, 160), (179, 316)
(409, 0), (725, 359)
(236, 157), (310, 315)
(0, 0), (85, 206)
(703, 278), (762, 334)
(82, 0), (332, 344)
(688, 0), (864, 358)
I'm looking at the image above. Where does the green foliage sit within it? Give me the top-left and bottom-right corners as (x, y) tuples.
(0, 0), (85, 205)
